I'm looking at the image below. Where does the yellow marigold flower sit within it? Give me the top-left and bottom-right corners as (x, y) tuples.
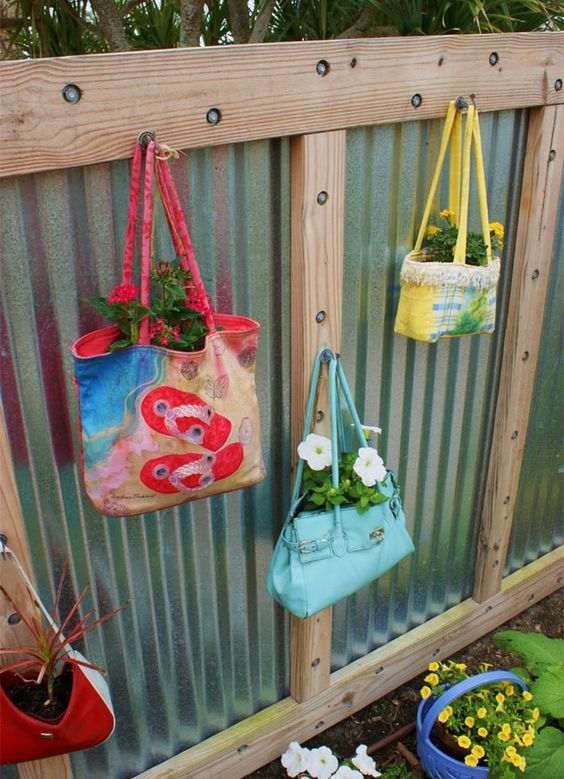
(477, 708), (487, 719)
(472, 745), (485, 759)
(511, 754), (523, 768)
(505, 746), (517, 758)
(498, 732), (510, 742)
(505, 685), (515, 696)
(440, 208), (455, 220)
(489, 221), (504, 238)
(438, 705), (453, 723)
(464, 755), (479, 767)
(458, 736), (472, 749)
(523, 733), (533, 747)
(455, 663), (467, 671)
(502, 723), (512, 736)
(495, 693), (505, 705)
(478, 727), (488, 738)
(426, 225), (441, 237)
(428, 661), (440, 672)
(420, 686), (432, 699)
(465, 716), (475, 728)
(522, 691), (533, 701)
(425, 673), (439, 685)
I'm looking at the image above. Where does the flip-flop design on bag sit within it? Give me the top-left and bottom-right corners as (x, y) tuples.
(141, 387), (231, 451)
(140, 443), (244, 494)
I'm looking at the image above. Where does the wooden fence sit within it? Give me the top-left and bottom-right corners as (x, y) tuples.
(0, 31), (563, 779)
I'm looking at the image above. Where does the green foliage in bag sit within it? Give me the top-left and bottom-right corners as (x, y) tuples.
(493, 631), (564, 778)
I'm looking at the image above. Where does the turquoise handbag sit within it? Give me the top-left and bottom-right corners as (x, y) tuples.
(267, 350), (414, 619)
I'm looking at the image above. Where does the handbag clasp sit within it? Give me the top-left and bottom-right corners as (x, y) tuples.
(369, 527), (385, 543)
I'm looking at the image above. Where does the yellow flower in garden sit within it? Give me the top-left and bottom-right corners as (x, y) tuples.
(514, 735), (523, 746)
(465, 755), (479, 767)
(456, 663), (467, 671)
(532, 708), (540, 721)
(428, 661), (440, 672)
(518, 756), (527, 772)
(477, 708), (487, 719)
(501, 723), (512, 736)
(472, 745), (485, 759)
(480, 662), (493, 671)
(522, 691), (533, 701)
(457, 736), (472, 749)
(498, 731), (510, 742)
(478, 727), (488, 738)
(465, 716), (475, 728)
(426, 225), (441, 237)
(420, 686), (432, 699)
(495, 693), (505, 705)
(505, 746), (517, 758)
(511, 754), (523, 768)
(424, 673), (439, 685)
(523, 733), (534, 747)
(505, 685), (515, 696)
(438, 706), (453, 723)
(440, 208), (455, 220)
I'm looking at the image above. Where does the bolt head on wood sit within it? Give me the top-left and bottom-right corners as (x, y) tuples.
(62, 84), (81, 104)
(206, 108), (222, 125)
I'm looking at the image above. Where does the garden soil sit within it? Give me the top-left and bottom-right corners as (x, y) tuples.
(245, 588), (563, 778)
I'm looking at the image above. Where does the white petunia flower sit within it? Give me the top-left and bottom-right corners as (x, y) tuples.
(351, 745), (381, 777)
(353, 447), (387, 486)
(281, 742), (311, 777)
(307, 746), (339, 779)
(297, 434), (332, 471)
(332, 767), (364, 779)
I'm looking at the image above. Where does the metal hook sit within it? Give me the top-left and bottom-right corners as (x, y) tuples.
(319, 348), (333, 363)
(137, 130), (157, 150)
(455, 96), (469, 111)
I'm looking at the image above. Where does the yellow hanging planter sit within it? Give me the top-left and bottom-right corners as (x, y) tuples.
(395, 101), (501, 343)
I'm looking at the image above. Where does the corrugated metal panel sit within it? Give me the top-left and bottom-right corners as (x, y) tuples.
(0, 139), (291, 778)
(506, 186), (564, 573)
(333, 110), (528, 668)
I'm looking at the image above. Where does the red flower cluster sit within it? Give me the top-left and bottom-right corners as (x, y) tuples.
(185, 294), (214, 314)
(149, 319), (181, 347)
(108, 284), (140, 304)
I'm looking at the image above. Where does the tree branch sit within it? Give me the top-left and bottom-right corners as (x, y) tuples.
(58, 0), (98, 33)
(226, 0), (250, 43)
(248, 0), (275, 43)
(90, 0), (130, 50)
(338, 5), (392, 38)
(178, 0), (204, 47)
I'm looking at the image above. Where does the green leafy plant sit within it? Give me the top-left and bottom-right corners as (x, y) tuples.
(298, 429), (389, 516)
(423, 209), (504, 266)
(0, 563), (128, 708)
(493, 631), (564, 778)
(87, 256), (213, 352)
(419, 660), (539, 776)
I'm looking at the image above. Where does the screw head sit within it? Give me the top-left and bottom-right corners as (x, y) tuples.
(316, 410), (324, 422)
(7, 613), (21, 625)
(350, 57), (358, 69)
(315, 311), (326, 323)
(549, 149), (557, 161)
(531, 269), (540, 280)
(411, 93), (423, 108)
(317, 190), (329, 205)
(555, 78), (563, 91)
(62, 84), (81, 104)
(489, 51), (499, 66)
(316, 59), (330, 77)
(206, 108), (222, 125)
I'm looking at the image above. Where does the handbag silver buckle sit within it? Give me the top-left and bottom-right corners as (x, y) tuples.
(369, 527), (385, 543)
(298, 540), (318, 554)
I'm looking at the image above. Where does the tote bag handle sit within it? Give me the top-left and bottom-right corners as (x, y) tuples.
(413, 101), (492, 265)
(119, 140), (217, 344)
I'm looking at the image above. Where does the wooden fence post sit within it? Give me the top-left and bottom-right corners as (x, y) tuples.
(473, 105), (563, 602)
(0, 410), (74, 779)
(289, 130), (346, 702)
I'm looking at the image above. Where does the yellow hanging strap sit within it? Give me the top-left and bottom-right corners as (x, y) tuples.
(413, 100), (457, 252)
(448, 111), (462, 224)
(472, 110), (492, 262)
(453, 104), (475, 265)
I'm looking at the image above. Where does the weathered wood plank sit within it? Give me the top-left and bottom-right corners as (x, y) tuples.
(135, 547), (563, 779)
(289, 130), (346, 701)
(1, 32), (562, 177)
(0, 410), (74, 779)
(473, 104), (564, 602)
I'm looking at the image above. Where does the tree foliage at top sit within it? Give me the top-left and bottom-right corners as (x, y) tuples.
(1, 0), (562, 58)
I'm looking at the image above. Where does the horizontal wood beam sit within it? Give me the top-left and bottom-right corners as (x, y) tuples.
(135, 546), (563, 779)
(1, 32), (563, 178)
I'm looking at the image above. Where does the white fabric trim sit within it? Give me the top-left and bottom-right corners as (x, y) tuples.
(400, 252), (501, 290)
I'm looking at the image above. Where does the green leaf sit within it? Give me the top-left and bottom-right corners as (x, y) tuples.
(530, 665), (564, 718)
(309, 492), (326, 506)
(509, 666), (532, 685)
(328, 495), (346, 505)
(360, 496), (369, 508)
(519, 726), (564, 779)
(108, 339), (132, 352)
(493, 631), (564, 674)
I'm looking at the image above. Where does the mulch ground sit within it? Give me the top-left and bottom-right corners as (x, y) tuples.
(245, 588), (563, 778)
